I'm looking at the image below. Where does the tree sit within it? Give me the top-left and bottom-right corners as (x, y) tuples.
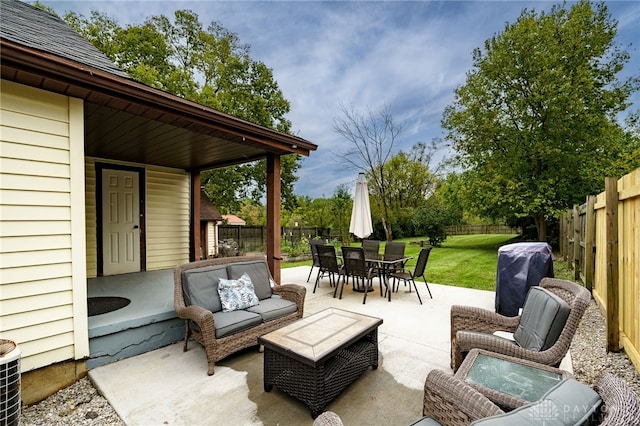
(59, 8), (300, 212)
(442, 0), (639, 240)
(333, 104), (404, 240)
(329, 185), (353, 243)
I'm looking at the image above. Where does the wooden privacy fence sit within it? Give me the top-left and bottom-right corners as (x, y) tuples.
(560, 167), (640, 372)
(446, 224), (519, 235)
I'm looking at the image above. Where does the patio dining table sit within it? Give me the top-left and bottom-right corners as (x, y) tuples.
(339, 252), (412, 302)
(369, 254), (413, 301)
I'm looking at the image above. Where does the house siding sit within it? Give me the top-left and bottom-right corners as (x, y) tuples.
(0, 80), (88, 372)
(84, 160), (190, 276)
(146, 169), (190, 269)
(207, 221), (218, 257)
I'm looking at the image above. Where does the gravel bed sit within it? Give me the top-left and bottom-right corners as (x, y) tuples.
(20, 377), (124, 426)
(570, 300), (640, 394)
(20, 300), (639, 424)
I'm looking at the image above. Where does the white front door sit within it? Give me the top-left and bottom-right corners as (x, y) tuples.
(102, 169), (141, 275)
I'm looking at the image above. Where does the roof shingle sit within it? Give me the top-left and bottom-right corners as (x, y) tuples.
(0, 0), (130, 78)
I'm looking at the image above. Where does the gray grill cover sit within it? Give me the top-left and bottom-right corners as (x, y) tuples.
(495, 242), (554, 316)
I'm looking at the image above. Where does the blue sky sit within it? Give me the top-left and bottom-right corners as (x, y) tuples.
(43, 0), (640, 198)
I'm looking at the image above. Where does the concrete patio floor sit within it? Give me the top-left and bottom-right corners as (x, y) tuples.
(88, 266), (499, 425)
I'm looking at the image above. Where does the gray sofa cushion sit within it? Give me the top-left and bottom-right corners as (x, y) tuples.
(213, 310), (263, 338)
(514, 286), (570, 351)
(227, 260), (273, 300)
(471, 379), (601, 425)
(246, 294), (297, 322)
(182, 265), (228, 313)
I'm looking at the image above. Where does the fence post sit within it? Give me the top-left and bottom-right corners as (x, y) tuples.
(567, 209), (574, 269)
(559, 212), (567, 261)
(572, 204), (580, 280)
(605, 177), (620, 352)
(584, 195), (596, 291)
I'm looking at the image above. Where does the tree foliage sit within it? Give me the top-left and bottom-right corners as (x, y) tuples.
(442, 0), (639, 240)
(59, 7), (300, 212)
(370, 144), (438, 238)
(329, 185), (354, 243)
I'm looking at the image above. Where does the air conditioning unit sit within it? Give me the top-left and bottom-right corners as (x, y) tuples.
(0, 339), (21, 426)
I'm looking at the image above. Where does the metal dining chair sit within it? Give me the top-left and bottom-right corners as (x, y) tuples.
(383, 241), (406, 273)
(339, 246), (376, 304)
(361, 239), (380, 258)
(362, 239), (381, 274)
(306, 239), (325, 283)
(390, 247), (433, 304)
(314, 244), (344, 293)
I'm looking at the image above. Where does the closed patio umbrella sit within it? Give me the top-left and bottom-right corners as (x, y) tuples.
(349, 173), (373, 239)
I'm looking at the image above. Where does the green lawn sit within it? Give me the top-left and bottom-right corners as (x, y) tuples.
(400, 234), (520, 291)
(284, 234), (522, 291)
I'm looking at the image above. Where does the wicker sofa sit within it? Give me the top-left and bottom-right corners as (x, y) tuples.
(174, 255), (305, 375)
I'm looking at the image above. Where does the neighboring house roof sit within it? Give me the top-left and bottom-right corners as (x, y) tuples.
(0, 0), (317, 172)
(200, 189), (223, 222)
(222, 215), (246, 226)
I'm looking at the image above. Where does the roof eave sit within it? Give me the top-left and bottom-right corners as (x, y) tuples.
(0, 39), (318, 158)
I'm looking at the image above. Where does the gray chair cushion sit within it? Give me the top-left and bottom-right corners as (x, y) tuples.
(213, 310), (262, 338)
(514, 286), (570, 351)
(246, 295), (297, 322)
(471, 379), (601, 425)
(227, 260), (273, 300)
(182, 265), (228, 313)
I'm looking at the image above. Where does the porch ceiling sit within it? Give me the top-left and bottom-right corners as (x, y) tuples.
(84, 102), (277, 171)
(1, 39), (317, 172)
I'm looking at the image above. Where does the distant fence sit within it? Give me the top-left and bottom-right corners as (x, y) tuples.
(446, 225), (519, 235)
(218, 226), (340, 253)
(559, 167), (640, 372)
(219, 224), (518, 253)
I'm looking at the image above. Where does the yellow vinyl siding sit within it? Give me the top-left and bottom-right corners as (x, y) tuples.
(0, 80), (87, 371)
(1, 305), (74, 334)
(1, 277), (72, 299)
(207, 222), (218, 257)
(145, 168), (190, 269)
(85, 158), (97, 277)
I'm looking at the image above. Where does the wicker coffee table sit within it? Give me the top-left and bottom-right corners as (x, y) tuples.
(455, 348), (573, 410)
(258, 308), (383, 418)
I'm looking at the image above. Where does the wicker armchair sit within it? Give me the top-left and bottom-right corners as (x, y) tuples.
(422, 370), (640, 426)
(422, 369), (504, 425)
(312, 372), (639, 425)
(450, 278), (591, 372)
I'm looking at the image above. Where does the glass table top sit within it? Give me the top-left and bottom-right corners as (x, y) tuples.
(466, 353), (563, 402)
